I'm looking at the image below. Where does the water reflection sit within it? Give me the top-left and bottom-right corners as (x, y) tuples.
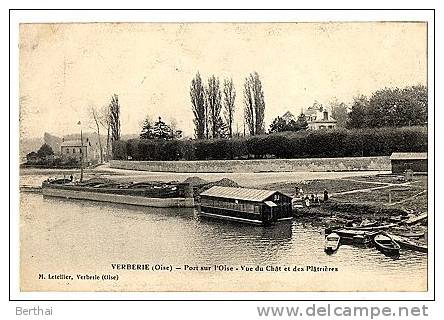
(20, 192), (427, 290)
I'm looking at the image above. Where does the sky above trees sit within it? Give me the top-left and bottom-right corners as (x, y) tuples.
(19, 22), (427, 139)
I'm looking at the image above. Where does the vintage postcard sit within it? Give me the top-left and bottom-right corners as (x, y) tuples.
(18, 20), (431, 293)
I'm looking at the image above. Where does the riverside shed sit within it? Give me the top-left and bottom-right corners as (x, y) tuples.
(390, 152), (427, 174)
(199, 186), (293, 225)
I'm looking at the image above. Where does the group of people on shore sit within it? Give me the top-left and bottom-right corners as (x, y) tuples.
(294, 186), (329, 208)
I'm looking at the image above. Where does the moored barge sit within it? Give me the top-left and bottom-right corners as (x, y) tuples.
(199, 186), (293, 225)
(42, 178), (194, 208)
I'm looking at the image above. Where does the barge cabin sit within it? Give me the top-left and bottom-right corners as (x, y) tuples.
(199, 186), (293, 225)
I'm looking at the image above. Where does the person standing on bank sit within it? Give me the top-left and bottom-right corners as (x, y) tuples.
(323, 189), (329, 202)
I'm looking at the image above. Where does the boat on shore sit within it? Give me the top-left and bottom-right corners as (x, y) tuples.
(324, 233), (340, 253)
(391, 229), (425, 239)
(343, 223), (397, 231)
(41, 178), (195, 208)
(387, 233), (427, 253)
(373, 233), (400, 255)
(404, 213), (428, 225)
(329, 228), (378, 245)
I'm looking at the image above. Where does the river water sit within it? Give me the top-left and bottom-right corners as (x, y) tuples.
(19, 173), (427, 292)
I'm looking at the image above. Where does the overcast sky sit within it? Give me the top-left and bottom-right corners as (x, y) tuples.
(19, 22), (427, 139)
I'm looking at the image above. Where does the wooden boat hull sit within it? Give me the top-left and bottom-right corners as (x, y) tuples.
(344, 223), (397, 231)
(324, 233), (340, 253)
(332, 229), (378, 244)
(374, 234), (400, 255)
(387, 234), (427, 253)
(42, 185), (195, 208)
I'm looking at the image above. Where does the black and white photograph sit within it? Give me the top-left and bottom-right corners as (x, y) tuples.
(14, 13), (432, 295)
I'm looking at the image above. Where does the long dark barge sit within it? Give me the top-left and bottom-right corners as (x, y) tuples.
(199, 186), (293, 225)
(42, 178), (194, 208)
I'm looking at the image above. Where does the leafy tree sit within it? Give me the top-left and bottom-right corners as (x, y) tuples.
(243, 79), (255, 135)
(368, 85), (427, 127)
(269, 116), (288, 133)
(223, 78), (236, 138)
(296, 113), (308, 130)
(205, 75), (223, 138)
(347, 95), (369, 129)
(347, 85), (427, 129)
(37, 143), (54, 158)
(190, 72), (206, 139)
(329, 98), (348, 128)
(269, 114), (308, 133)
(243, 72), (265, 135)
(109, 94), (121, 142)
(26, 151), (38, 160)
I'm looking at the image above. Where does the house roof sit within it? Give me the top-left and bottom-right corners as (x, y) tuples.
(281, 111), (296, 122)
(61, 140), (85, 147)
(200, 186), (278, 202)
(390, 152), (428, 160)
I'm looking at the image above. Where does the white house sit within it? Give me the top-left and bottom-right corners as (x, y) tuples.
(304, 102), (337, 130)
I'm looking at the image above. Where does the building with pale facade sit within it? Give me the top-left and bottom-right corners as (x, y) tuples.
(60, 138), (99, 164)
(305, 102), (337, 130)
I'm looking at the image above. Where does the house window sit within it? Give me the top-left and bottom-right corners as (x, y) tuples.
(73, 148), (76, 153)
(274, 194), (280, 201)
(323, 111), (328, 120)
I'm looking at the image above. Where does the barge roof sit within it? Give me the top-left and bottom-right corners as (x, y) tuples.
(200, 186), (278, 202)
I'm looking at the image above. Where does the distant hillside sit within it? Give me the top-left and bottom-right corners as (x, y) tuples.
(44, 132), (63, 155)
(19, 137), (43, 161)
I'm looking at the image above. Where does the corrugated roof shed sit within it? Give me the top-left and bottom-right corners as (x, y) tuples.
(200, 186), (277, 202)
(390, 152), (427, 160)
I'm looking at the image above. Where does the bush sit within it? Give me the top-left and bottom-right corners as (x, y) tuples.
(112, 126), (427, 161)
(112, 140), (127, 160)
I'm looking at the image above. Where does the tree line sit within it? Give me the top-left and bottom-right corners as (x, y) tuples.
(190, 71), (266, 139)
(108, 82), (427, 162)
(113, 126), (427, 161)
(266, 85), (427, 134)
(347, 85), (427, 128)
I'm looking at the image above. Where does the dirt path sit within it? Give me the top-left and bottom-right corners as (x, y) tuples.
(331, 181), (413, 196)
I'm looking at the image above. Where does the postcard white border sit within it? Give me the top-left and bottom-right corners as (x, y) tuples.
(9, 9), (435, 301)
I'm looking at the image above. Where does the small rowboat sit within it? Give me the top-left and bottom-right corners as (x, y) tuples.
(324, 233), (340, 253)
(387, 234), (427, 253)
(332, 229), (378, 244)
(373, 233), (400, 255)
(392, 231), (425, 239)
